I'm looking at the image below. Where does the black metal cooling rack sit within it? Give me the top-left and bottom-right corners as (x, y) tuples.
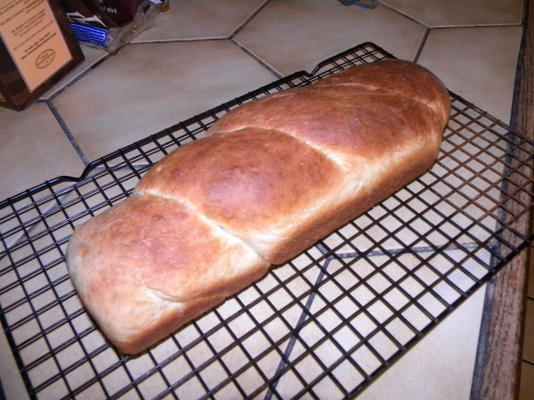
(0, 42), (533, 400)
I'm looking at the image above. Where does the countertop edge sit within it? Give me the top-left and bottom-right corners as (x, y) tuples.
(471, 0), (533, 398)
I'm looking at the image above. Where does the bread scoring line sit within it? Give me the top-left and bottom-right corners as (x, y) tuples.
(210, 124), (364, 187)
(144, 284), (222, 307)
(134, 187), (270, 265)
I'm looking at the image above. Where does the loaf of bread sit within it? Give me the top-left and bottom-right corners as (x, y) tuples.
(66, 60), (450, 354)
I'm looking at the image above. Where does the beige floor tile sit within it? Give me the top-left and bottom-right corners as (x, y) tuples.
(519, 361), (534, 400)
(39, 44), (108, 100)
(381, 0), (523, 27)
(235, 1), (425, 75)
(359, 284), (486, 400)
(523, 299), (534, 363)
(418, 26), (522, 123)
(0, 104), (84, 200)
(52, 40), (276, 160)
(0, 327), (29, 400)
(134, 0), (266, 42)
(265, 248), (490, 398)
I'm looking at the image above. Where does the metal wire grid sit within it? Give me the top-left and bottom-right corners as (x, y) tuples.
(0, 42), (532, 399)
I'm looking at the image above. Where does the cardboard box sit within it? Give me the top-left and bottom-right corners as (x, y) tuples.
(0, 0), (84, 110)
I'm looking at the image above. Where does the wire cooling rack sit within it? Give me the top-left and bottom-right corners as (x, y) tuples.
(0, 42), (533, 400)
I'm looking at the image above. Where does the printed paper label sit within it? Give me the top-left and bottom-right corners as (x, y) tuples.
(0, 0), (73, 92)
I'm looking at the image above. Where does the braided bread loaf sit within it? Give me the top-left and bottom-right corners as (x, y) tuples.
(66, 60), (450, 354)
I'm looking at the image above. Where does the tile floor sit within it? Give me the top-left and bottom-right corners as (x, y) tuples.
(0, 0), (531, 399)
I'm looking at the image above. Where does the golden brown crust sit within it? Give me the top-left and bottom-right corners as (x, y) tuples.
(66, 194), (268, 353)
(66, 60), (451, 354)
(137, 127), (361, 262)
(209, 86), (442, 174)
(139, 129), (343, 231)
(313, 59), (451, 126)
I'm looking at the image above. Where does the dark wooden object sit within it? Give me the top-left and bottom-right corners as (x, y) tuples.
(471, 0), (533, 399)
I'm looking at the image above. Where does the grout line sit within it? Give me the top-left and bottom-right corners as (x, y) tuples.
(121, 0), (271, 48)
(230, 0), (271, 38)
(524, 359), (534, 367)
(230, 38), (282, 79)
(378, 2), (429, 29)
(379, 2), (522, 29)
(427, 23), (524, 29)
(46, 101), (90, 165)
(124, 0), (271, 46)
(130, 36), (229, 45)
(413, 28), (430, 63)
(45, 53), (110, 102)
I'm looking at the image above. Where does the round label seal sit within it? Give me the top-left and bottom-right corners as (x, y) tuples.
(35, 49), (56, 69)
